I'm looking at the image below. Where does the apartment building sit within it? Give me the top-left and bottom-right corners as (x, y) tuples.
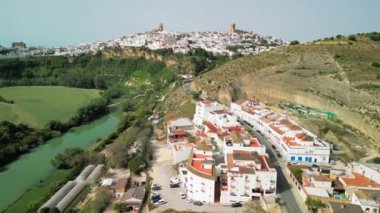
(231, 100), (331, 163)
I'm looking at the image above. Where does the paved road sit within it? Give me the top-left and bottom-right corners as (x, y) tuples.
(242, 122), (304, 213)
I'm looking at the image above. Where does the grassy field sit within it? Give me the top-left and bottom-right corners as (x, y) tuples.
(5, 169), (71, 213)
(0, 86), (100, 128)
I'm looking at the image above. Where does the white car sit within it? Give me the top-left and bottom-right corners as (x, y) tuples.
(185, 198), (193, 203)
(154, 199), (167, 205)
(170, 177), (181, 185)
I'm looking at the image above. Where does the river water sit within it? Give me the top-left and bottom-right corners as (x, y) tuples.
(0, 111), (121, 211)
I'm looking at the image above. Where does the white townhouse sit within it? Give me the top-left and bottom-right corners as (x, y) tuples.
(231, 100), (331, 164)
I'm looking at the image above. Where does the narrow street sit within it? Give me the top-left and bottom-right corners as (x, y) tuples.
(242, 122), (306, 213)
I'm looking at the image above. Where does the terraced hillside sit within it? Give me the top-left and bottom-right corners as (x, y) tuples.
(163, 35), (380, 161)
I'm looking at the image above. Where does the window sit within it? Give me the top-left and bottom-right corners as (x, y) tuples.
(298, 156), (302, 161)
(290, 156), (296, 161)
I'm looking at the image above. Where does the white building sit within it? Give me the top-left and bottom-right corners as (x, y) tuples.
(221, 130), (266, 155)
(185, 143), (216, 204)
(167, 117), (195, 143)
(221, 150), (277, 203)
(231, 100), (331, 163)
(170, 142), (195, 164)
(351, 189), (380, 213)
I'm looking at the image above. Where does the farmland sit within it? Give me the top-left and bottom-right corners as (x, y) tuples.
(0, 86), (100, 128)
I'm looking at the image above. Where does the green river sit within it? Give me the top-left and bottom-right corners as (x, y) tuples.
(0, 111), (121, 211)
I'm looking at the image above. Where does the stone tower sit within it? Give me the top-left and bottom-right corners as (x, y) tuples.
(229, 23), (236, 33)
(158, 23), (164, 32)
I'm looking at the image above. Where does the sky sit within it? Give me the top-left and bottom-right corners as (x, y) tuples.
(1, 0), (379, 47)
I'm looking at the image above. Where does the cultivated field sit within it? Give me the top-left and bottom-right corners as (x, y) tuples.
(0, 86), (100, 128)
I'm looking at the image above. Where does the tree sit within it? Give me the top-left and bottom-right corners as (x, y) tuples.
(348, 34), (357, 41)
(108, 143), (130, 168)
(290, 40), (300, 45)
(113, 202), (124, 213)
(291, 167), (303, 183)
(128, 155), (144, 174)
(305, 197), (326, 212)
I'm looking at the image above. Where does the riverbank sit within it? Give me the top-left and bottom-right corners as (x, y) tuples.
(0, 111), (121, 212)
(4, 169), (72, 213)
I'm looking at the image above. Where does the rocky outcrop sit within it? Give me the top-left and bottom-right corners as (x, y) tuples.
(102, 47), (177, 66)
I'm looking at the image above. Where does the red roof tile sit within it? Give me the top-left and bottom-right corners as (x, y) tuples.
(172, 130), (186, 136)
(205, 121), (218, 133)
(341, 173), (379, 187)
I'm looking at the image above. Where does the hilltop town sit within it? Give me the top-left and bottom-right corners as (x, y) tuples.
(0, 23), (287, 59)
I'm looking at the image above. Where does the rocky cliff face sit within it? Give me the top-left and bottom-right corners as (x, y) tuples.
(102, 47), (178, 66)
(188, 38), (380, 159)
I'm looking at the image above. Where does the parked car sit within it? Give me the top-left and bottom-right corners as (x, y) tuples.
(185, 198), (193, 203)
(231, 202), (243, 207)
(151, 192), (160, 196)
(179, 192), (187, 199)
(170, 177), (180, 184)
(151, 195), (161, 203)
(152, 183), (161, 188)
(151, 184), (161, 191)
(154, 199), (167, 205)
(193, 201), (203, 206)
(330, 160), (337, 165)
(170, 183), (180, 188)
(271, 145), (276, 150)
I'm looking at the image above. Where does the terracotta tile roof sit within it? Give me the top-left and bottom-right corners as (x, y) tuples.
(259, 155), (270, 171)
(187, 150), (216, 180)
(227, 154), (234, 170)
(333, 179), (345, 190)
(280, 119), (302, 130)
(269, 124), (285, 135)
(296, 133), (313, 141)
(249, 138), (261, 147)
(227, 126), (242, 131)
(341, 173), (379, 187)
(313, 174), (333, 182)
(171, 130), (186, 136)
(192, 159), (213, 174)
(204, 121), (218, 133)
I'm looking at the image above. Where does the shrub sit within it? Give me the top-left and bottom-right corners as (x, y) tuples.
(291, 167), (303, 183)
(290, 40), (300, 45)
(348, 35), (357, 41)
(371, 62), (380, 68)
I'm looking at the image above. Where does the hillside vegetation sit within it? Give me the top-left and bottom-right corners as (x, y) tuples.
(164, 34), (380, 160)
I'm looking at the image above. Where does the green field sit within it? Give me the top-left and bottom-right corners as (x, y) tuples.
(5, 169), (71, 213)
(0, 86), (100, 128)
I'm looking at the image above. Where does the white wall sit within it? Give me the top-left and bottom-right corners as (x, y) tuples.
(186, 170), (215, 203)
